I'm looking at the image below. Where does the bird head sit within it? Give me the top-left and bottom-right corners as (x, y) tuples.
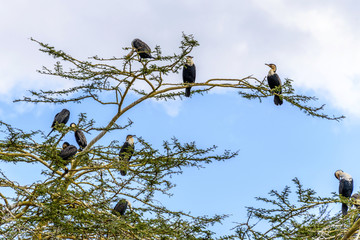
(62, 142), (70, 149)
(186, 56), (194, 66)
(126, 135), (135, 145)
(334, 170), (343, 179)
(265, 63), (277, 72)
(70, 123), (77, 129)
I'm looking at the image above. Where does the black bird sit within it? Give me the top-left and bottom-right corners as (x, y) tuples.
(59, 142), (78, 160)
(113, 199), (132, 216)
(70, 123), (87, 151)
(182, 56), (196, 97)
(47, 109), (70, 137)
(119, 135), (135, 176)
(335, 170), (354, 215)
(265, 63), (283, 106)
(131, 38), (153, 59)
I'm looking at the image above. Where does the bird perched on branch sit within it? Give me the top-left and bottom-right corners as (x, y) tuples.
(113, 199), (132, 216)
(351, 193), (360, 222)
(47, 109), (70, 137)
(59, 142), (77, 161)
(70, 123), (87, 151)
(130, 38), (153, 59)
(119, 135), (135, 176)
(352, 193), (360, 209)
(182, 56), (196, 97)
(265, 63), (283, 106)
(335, 170), (353, 215)
(57, 142), (77, 175)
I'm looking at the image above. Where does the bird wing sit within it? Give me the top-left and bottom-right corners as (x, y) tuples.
(267, 74), (282, 93)
(183, 64), (196, 83)
(75, 130), (87, 148)
(119, 142), (134, 161)
(132, 39), (151, 54)
(114, 199), (128, 215)
(59, 145), (78, 160)
(340, 179), (353, 198)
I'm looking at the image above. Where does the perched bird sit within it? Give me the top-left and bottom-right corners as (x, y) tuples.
(47, 109), (70, 137)
(131, 38), (153, 59)
(70, 123), (87, 151)
(352, 193), (360, 209)
(119, 135), (135, 176)
(182, 56), (196, 97)
(351, 193), (360, 222)
(113, 199), (132, 216)
(59, 142), (78, 160)
(265, 63), (283, 106)
(335, 170), (354, 215)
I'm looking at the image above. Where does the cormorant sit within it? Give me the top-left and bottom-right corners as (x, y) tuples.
(182, 56), (196, 97)
(265, 63), (283, 105)
(113, 199), (132, 216)
(119, 135), (135, 176)
(47, 109), (70, 137)
(70, 123), (87, 151)
(131, 38), (153, 59)
(59, 142), (78, 160)
(352, 193), (360, 223)
(335, 170), (353, 215)
(352, 193), (360, 209)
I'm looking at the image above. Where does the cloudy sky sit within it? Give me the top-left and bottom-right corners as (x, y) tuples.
(1, 0), (360, 236)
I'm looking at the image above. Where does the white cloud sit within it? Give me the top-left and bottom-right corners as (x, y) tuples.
(0, 0), (359, 118)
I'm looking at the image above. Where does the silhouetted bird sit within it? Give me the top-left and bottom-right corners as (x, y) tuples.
(182, 56), (196, 97)
(265, 63), (283, 105)
(335, 170), (353, 215)
(70, 123), (87, 151)
(47, 109), (70, 137)
(131, 38), (153, 59)
(113, 199), (132, 216)
(59, 142), (78, 160)
(119, 135), (135, 176)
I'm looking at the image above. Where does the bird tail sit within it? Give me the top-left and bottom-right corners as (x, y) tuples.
(185, 87), (191, 97)
(274, 95), (283, 105)
(342, 203), (348, 215)
(47, 129), (54, 137)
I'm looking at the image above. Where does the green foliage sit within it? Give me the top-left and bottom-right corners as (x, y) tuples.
(233, 178), (359, 240)
(0, 33), (345, 239)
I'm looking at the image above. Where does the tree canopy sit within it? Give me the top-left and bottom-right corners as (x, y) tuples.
(0, 34), (353, 239)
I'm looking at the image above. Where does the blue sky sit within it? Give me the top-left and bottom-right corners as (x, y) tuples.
(1, 0), (360, 236)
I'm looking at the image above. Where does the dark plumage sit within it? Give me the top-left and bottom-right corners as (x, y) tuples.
(47, 109), (70, 137)
(59, 142), (78, 160)
(113, 199), (132, 216)
(131, 38), (153, 59)
(119, 135), (135, 176)
(265, 63), (283, 106)
(182, 56), (196, 97)
(335, 170), (354, 215)
(70, 123), (87, 151)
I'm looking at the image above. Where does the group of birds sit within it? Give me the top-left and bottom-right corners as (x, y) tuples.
(47, 109), (87, 161)
(45, 38), (285, 217)
(47, 108), (135, 216)
(131, 38), (283, 104)
(334, 169), (360, 217)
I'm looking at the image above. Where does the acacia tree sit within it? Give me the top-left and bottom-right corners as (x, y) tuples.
(0, 34), (345, 239)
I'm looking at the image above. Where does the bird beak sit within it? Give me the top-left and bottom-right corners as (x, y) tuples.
(265, 63), (270, 67)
